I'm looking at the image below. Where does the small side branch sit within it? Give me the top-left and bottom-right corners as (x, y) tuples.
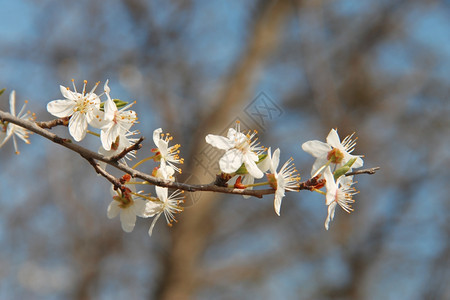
(345, 167), (380, 176)
(107, 137), (144, 162)
(35, 117), (68, 129)
(85, 157), (124, 192)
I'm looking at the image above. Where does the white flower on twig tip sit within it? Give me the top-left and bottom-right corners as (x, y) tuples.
(98, 130), (139, 170)
(46, 79), (102, 142)
(302, 128), (363, 177)
(145, 186), (184, 236)
(0, 91), (32, 154)
(323, 166), (358, 230)
(205, 121), (265, 178)
(266, 147), (300, 216)
(152, 128), (184, 174)
(100, 80), (137, 150)
(107, 181), (148, 233)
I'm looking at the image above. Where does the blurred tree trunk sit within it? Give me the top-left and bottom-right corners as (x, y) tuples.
(155, 1), (294, 299)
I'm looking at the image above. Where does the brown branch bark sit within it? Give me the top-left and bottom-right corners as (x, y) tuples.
(0, 110), (275, 198)
(1, 110), (380, 201)
(35, 117), (68, 129)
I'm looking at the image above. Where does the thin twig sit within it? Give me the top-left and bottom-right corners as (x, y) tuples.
(345, 167), (380, 176)
(108, 137), (144, 162)
(85, 157), (124, 192)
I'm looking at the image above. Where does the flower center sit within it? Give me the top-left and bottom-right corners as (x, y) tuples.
(75, 97), (93, 114)
(267, 173), (278, 190)
(327, 148), (344, 164)
(113, 188), (134, 209)
(235, 137), (250, 152)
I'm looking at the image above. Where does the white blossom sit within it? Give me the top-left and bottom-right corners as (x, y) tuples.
(107, 181), (148, 233)
(323, 167), (357, 230)
(205, 122), (265, 178)
(47, 80), (102, 141)
(266, 148), (300, 216)
(145, 186), (184, 236)
(100, 81), (137, 150)
(0, 91), (31, 154)
(302, 128), (363, 177)
(152, 128), (184, 174)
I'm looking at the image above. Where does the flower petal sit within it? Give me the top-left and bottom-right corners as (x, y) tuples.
(205, 134), (233, 150)
(310, 157), (329, 177)
(274, 187), (285, 216)
(325, 202), (337, 230)
(148, 213), (162, 236)
(120, 208), (137, 232)
(103, 98), (117, 121)
(157, 139), (169, 157)
(326, 129), (341, 149)
(152, 128), (163, 147)
(226, 128), (237, 140)
(68, 112), (88, 141)
(119, 111), (136, 131)
(155, 186), (168, 202)
(107, 201), (120, 219)
(87, 108), (106, 129)
(133, 199), (149, 218)
(59, 85), (73, 99)
(219, 148), (244, 173)
(352, 156), (364, 169)
(257, 154), (271, 173)
(47, 100), (76, 118)
(244, 155), (263, 178)
(302, 140), (331, 158)
(104, 79), (111, 94)
(271, 148), (281, 173)
(101, 124), (121, 151)
(324, 167), (337, 205)
(145, 201), (163, 217)
(9, 91), (16, 116)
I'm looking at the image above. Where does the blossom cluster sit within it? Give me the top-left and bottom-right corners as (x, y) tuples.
(6, 80), (184, 236)
(302, 129), (363, 229)
(206, 123), (364, 229)
(0, 80), (369, 236)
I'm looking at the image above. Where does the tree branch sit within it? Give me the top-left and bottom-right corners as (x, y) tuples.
(0, 110), (379, 199)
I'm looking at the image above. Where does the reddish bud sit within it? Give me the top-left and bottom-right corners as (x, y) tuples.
(234, 176), (246, 189)
(121, 174), (132, 183)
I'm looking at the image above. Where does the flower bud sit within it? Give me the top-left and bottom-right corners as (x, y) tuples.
(333, 158), (357, 180)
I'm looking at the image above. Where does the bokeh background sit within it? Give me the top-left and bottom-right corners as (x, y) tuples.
(1, 0), (449, 299)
